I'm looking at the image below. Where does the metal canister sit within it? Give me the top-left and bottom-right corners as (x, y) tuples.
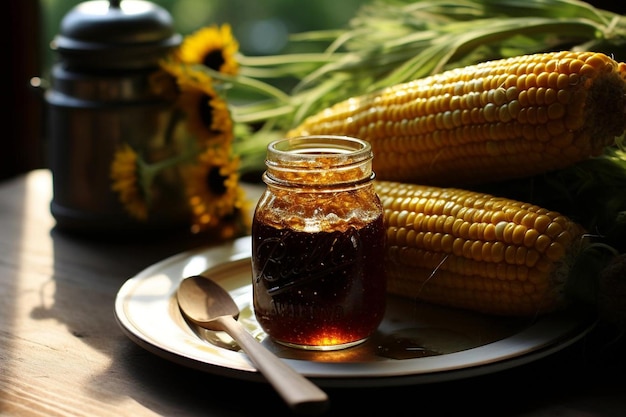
(46, 0), (182, 236)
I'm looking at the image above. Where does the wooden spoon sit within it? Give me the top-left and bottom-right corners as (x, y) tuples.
(176, 275), (329, 415)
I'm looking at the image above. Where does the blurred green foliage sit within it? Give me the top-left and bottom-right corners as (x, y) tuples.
(39, 0), (367, 72)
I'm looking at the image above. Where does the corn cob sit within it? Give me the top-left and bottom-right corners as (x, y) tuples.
(375, 180), (588, 316)
(288, 51), (626, 186)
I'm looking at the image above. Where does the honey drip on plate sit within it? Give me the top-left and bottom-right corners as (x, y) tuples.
(375, 328), (475, 359)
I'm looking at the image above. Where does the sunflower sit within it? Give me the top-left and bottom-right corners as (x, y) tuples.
(110, 144), (149, 220)
(109, 23), (248, 234)
(178, 24), (239, 75)
(177, 70), (234, 146)
(183, 146), (250, 234)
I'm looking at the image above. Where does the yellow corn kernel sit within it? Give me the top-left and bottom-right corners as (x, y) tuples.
(288, 51), (626, 186)
(376, 180), (587, 316)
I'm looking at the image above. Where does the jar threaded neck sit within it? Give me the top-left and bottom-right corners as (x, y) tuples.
(263, 135), (374, 190)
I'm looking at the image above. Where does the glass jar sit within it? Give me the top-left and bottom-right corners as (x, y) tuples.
(251, 135), (387, 351)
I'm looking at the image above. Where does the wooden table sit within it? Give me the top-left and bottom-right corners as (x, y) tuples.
(1, 170), (625, 416)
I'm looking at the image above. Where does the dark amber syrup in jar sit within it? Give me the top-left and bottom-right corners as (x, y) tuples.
(252, 135), (386, 350)
(252, 214), (386, 349)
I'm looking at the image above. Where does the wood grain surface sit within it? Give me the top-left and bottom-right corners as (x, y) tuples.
(1, 170), (625, 417)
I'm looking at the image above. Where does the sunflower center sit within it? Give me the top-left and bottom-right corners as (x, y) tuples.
(198, 93), (215, 129)
(207, 166), (228, 195)
(203, 50), (225, 72)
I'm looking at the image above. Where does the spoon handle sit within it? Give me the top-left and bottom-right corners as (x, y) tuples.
(217, 316), (329, 414)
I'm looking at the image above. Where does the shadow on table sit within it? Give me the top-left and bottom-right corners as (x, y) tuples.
(114, 329), (626, 417)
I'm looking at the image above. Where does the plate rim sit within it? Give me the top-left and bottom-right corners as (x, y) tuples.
(114, 236), (596, 387)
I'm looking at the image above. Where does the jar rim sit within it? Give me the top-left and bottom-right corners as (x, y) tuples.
(267, 135), (371, 161)
(264, 135), (374, 190)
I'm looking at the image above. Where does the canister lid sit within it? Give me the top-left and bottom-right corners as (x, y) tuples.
(52, 0), (181, 69)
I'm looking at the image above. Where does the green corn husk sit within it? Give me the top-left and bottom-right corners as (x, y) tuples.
(230, 0), (626, 174)
(236, 0), (626, 121)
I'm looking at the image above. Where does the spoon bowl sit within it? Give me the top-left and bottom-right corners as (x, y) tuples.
(178, 275), (240, 330)
(177, 275), (329, 415)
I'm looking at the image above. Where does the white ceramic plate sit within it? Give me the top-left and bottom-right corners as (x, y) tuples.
(114, 236), (595, 387)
